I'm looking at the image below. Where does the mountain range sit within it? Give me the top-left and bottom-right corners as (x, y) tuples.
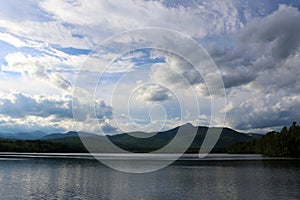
(0, 124), (261, 153)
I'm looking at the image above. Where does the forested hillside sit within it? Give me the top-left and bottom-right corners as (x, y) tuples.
(229, 122), (300, 156)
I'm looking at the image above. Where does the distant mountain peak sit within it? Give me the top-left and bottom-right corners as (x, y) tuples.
(183, 122), (195, 127)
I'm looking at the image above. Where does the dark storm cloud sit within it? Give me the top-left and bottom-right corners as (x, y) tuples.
(208, 42), (258, 89)
(209, 5), (300, 130)
(239, 5), (300, 60)
(210, 5), (300, 90)
(222, 73), (256, 88)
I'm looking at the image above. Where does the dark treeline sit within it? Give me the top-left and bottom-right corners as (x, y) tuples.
(0, 139), (88, 153)
(228, 122), (300, 156)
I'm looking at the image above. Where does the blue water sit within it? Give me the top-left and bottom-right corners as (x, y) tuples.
(0, 154), (299, 200)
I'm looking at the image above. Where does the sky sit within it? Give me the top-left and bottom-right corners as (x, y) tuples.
(0, 0), (299, 134)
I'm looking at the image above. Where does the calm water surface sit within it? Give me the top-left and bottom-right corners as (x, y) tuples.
(0, 154), (299, 200)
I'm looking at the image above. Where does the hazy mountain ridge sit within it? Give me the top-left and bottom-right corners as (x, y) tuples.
(0, 130), (48, 140)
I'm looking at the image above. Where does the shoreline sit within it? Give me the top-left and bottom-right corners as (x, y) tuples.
(0, 152), (299, 161)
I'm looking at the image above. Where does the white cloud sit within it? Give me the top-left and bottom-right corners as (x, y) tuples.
(227, 93), (300, 131)
(150, 51), (203, 88)
(0, 33), (27, 47)
(149, 51), (224, 97)
(239, 5), (300, 60)
(40, 0), (242, 39)
(0, 91), (116, 133)
(209, 5), (300, 91)
(0, 0), (245, 59)
(208, 5), (300, 131)
(136, 84), (172, 103)
(0, 92), (72, 118)
(2, 52), (72, 91)
(0, 1), (299, 133)
(0, 19), (92, 49)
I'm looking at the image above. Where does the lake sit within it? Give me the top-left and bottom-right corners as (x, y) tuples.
(0, 154), (299, 200)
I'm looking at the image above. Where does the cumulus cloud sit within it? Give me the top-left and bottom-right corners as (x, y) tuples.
(0, 114), (69, 133)
(0, 92), (72, 118)
(211, 5), (300, 130)
(150, 51), (204, 89)
(242, 5), (300, 96)
(94, 99), (114, 120)
(149, 50), (228, 97)
(136, 84), (172, 103)
(239, 5), (300, 60)
(0, 92), (74, 133)
(0, 1), (299, 133)
(227, 94), (300, 130)
(0, 91), (116, 133)
(211, 5), (300, 90)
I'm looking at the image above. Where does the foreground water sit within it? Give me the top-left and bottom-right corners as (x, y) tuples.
(0, 154), (299, 200)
